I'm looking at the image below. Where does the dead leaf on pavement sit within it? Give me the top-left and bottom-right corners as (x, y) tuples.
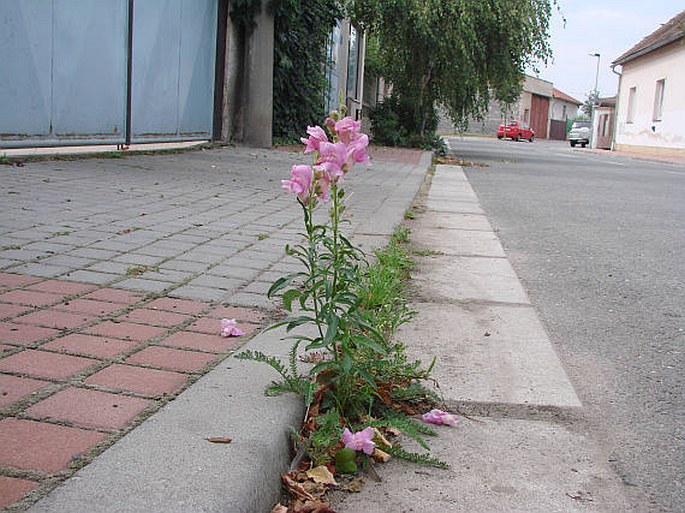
(205, 437), (232, 444)
(306, 465), (338, 486)
(271, 504), (289, 513)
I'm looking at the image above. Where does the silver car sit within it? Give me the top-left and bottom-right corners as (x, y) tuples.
(569, 120), (591, 148)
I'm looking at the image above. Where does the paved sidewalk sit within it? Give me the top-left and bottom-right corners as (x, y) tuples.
(0, 146), (430, 511)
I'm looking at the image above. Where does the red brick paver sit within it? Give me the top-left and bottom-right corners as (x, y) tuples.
(125, 346), (217, 372)
(160, 331), (239, 353)
(26, 280), (97, 296)
(0, 374), (51, 407)
(146, 297), (209, 315)
(0, 290), (66, 308)
(117, 308), (191, 328)
(84, 320), (167, 342)
(0, 418), (106, 473)
(0, 273), (41, 288)
(42, 333), (138, 359)
(82, 288), (144, 304)
(54, 299), (125, 316)
(85, 364), (187, 397)
(0, 303), (30, 320)
(0, 476), (38, 509)
(13, 309), (96, 330)
(26, 387), (151, 430)
(0, 350), (98, 380)
(0, 322), (60, 346)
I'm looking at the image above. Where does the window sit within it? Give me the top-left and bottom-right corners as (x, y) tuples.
(653, 79), (665, 121)
(346, 25), (360, 100)
(562, 105), (567, 119)
(627, 87), (637, 123)
(600, 114), (609, 137)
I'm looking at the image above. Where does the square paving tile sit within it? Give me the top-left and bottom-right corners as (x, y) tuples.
(0, 322), (61, 346)
(13, 309), (96, 330)
(145, 297), (209, 315)
(0, 476), (39, 509)
(26, 387), (151, 430)
(85, 364), (187, 397)
(116, 308), (191, 328)
(0, 350), (98, 380)
(125, 346), (216, 372)
(42, 334), (138, 359)
(0, 418), (106, 473)
(0, 290), (65, 308)
(25, 280), (97, 296)
(159, 331), (238, 353)
(0, 374), (51, 407)
(0, 273), (41, 288)
(82, 288), (145, 305)
(83, 321), (167, 342)
(53, 299), (125, 316)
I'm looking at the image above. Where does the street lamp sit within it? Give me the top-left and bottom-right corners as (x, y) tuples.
(589, 52), (601, 95)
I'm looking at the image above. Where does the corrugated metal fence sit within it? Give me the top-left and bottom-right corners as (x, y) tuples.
(0, 0), (218, 148)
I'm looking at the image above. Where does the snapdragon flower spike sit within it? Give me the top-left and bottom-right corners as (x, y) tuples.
(341, 427), (376, 455)
(220, 318), (244, 337)
(334, 117), (362, 144)
(422, 409), (458, 426)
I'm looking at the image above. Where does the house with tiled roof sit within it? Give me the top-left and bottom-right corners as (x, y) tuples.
(611, 9), (685, 157)
(550, 88), (581, 140)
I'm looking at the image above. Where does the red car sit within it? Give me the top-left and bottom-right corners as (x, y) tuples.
(497, 120), (535, 142)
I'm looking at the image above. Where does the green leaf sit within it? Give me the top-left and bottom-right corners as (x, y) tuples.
(282, 289), (301, 311)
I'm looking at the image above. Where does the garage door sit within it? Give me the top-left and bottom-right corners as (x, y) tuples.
(0, 0), (218, 149)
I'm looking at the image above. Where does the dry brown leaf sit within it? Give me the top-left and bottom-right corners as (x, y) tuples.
(292, 499), (336, 513)
(306, 465), (338, 486)
(271, 503), (289, 513)
(341, 477), (363, 493)
(283, 473), (317, 502)
(371, 428), (392, 448)
(205, 437), (232, 444)
(372, 448), (391, 463)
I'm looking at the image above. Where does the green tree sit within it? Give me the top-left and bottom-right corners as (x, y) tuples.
(581, 90), (599, 118)
(349, 0), (555, 138)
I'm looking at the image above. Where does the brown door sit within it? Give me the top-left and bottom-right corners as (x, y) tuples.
(530, 94), (549, 139)
(549, 119), (567, 140)
(595, 110), (614, 149)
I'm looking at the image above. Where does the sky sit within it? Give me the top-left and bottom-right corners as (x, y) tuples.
(529, 0), (684, 102)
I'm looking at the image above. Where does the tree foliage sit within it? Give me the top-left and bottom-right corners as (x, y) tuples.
(349, 0), (556, 136)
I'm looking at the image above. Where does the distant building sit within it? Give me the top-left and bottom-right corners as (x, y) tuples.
(439, 75), (578, 140)
(611, 10), (685, 157)
(591, 96), (617, 150)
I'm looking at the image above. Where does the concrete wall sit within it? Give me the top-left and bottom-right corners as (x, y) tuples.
(550, 98), (579, 121)
(614, 40), (685, 154)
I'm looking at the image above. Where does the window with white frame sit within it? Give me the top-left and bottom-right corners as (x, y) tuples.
(627, 86), (637, 123)
(653, 79), (665, 121)
(346, 25), (360, 100)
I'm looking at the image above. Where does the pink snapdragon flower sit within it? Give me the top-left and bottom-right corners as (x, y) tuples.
(345, 133), (370, 168)
(341, 427), (376, 455)
(317, 141), (347, 179)
(282, 165), (314, 202)
(301, 125), (328, 154)
(220, 318), (244, 337)
(422, 409), (458, 426)
(334, 117), (362, 144)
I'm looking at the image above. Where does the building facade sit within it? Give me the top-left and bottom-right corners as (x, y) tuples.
(611, 10), (685, 157)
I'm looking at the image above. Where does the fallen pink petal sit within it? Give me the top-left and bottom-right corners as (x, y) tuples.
(422, 409), (458, 426)
(220, 318), (245, 337)
(341, 427), (376, 455)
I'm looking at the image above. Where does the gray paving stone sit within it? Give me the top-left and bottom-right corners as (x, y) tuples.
(38, 254), (98, 269)
(171, 284), (229, 302)
(10, 263), (71, 277)
(160, 260), (211, 273)
(224, 291), (276, 310)
(64, 270), (121, 285)
(112, 253), (166, 266)
(185, 275), (242, 291)
(113, 278), (172, 293)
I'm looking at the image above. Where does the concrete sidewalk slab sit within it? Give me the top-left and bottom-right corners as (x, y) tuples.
(331, 416), (637, 513)
(396, 302), (581, 408)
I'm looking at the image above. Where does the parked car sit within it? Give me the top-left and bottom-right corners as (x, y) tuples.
(569, 120), (591, 147)
(497, 120), (535, 142)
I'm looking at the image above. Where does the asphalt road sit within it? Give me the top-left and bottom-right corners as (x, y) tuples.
(446, 136), (684, 512)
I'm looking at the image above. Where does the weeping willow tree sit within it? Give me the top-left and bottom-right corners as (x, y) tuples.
(349, 0), (556, 139)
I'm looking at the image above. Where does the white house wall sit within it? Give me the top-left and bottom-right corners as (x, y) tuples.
(615, 41), (685, 153)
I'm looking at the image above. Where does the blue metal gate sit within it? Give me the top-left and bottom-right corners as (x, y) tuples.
(0, 0), (217, 148)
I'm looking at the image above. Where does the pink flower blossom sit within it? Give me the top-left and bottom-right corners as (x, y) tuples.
(422, 409), (458, 426)
(317, 141), (347, 179)
(334, 117), (362, 144)
(220, 318), (244, 337)
(341, 427), (375, 455)
(282, 165), (314, 202)
(300, 125), (328, 154)
(345, 133), (370, 168)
